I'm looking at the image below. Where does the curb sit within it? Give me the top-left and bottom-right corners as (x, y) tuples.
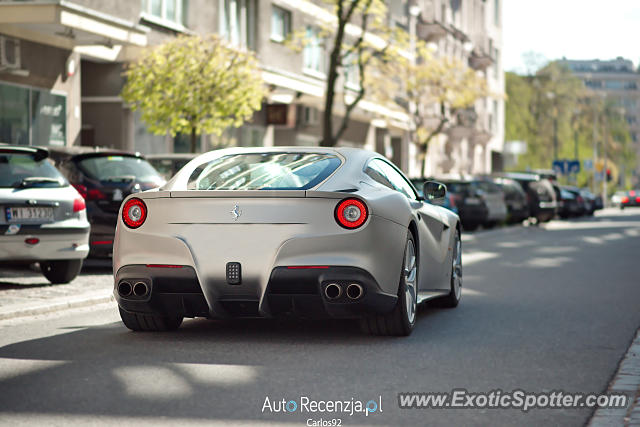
(589, 328), (640, 426)
(0, 291), (114, 321)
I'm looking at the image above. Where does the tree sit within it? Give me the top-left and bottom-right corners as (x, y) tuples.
(122, 34), (265, 153)
(505, 61), (635, 190)
(375, 41), (487, 177)
(289, 0), (393, 147)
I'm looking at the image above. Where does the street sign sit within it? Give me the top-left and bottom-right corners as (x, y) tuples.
(552, 159), (581, 175)
(583, 159), (593, 171)
(552, 160), (566, 175)
(567, 160), (580, 174)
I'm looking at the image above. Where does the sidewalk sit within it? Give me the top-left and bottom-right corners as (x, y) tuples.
(0, 260), (114, 321)
(589, 328), (640, 426)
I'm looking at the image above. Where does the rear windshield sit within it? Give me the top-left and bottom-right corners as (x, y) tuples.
(474, 181), (502, 194)
(0, 152), (66, 188)
(77, 155), (163, 185)
(187, 152), (341, 190)
(443, 182), (472, 194)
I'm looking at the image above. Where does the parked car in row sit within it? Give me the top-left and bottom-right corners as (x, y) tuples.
(0, 145), (89, 283)
(146, 153), (196, 181)
(556, 186), (584, 218)
(48, 147), (164, 257)
(439, 179), (489, 231)
(472, 179), (508, 228)
(499, 172), (557, 223)
(492, 177), (529, 224)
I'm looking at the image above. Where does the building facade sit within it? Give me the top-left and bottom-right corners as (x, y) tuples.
(0, 0), (504, 177)
(558, 57), (640, 185)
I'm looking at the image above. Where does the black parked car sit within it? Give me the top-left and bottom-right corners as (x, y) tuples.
(440, 179), (488, 231)
(499, 172), (557, 223)
(492, 177), (529, 224)
(557, 187), (582, 218)
(563, 186), (588, 217)
(580, 189), (602, 214)
(49, 147), (164, 256)
(146, 153), (196, 181)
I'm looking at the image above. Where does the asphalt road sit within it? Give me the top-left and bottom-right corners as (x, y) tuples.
(0, 209), (639, 426)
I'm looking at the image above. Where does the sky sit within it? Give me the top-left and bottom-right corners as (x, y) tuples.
(503, 0), (640, 73)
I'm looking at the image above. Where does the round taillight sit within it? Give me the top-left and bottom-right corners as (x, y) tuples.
(122, 198), (147, 229)
(335, 198), (368, 229)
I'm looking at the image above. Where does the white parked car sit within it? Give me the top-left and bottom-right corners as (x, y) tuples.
(0, 146), (90, 283)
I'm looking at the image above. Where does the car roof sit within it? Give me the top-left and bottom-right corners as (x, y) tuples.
(146, 153), (198, 160)
(0, 144), (49, 160)
(46, 146), (145, 161)
(499, 172), (545, 181)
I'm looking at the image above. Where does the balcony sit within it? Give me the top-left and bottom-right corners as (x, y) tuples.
(417, 20), (448, 42)
(469, 50), (493, 71)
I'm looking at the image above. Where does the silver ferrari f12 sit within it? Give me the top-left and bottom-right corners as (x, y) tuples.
(113, 147), (462, 336)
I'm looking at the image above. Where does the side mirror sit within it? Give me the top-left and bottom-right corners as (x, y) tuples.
(423, 181), (447, 203)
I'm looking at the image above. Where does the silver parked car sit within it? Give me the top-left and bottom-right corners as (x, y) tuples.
(0, 146), (90, 283)
(113, 147), (462, 336)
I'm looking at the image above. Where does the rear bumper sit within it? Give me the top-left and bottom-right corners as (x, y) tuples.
(0, 229), (89, 261)
(114, 264), (397, 319)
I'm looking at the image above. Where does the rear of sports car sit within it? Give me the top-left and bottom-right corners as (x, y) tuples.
(113, 151), (408, 330)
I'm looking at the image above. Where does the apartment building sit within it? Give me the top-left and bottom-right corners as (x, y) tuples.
(558, 57), (640, 184)
(0, 0), (504, 176)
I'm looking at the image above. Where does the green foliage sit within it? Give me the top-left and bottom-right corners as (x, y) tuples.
(288, 0), (393, 146)
(375, 40), (487, 177)
(121, 34), (265, 152)
(505, 61), (635, 190)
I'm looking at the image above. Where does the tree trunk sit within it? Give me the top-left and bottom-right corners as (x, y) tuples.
(190, 127), (197, 154)
(421, 145), (428, 179)
(321, 9), (349, 147)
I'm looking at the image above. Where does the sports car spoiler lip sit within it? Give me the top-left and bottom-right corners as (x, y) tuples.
(166, 190), (357, 199)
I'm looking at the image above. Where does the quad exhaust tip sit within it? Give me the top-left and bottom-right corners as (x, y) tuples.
(346, 283), (364, 300)
(324, 283), (342, 300)
(133, 281), (149, 297)
(117, 281), (132, 297)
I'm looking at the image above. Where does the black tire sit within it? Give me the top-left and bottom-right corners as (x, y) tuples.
(436, 228), (462, 308)
(40, 259), (83, 284)
(463, 222), (479, 231)
(359, 232), (417, 336)
(118, 307), (183, 332)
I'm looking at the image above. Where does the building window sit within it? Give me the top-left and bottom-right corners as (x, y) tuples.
(605, 80), (625, 90)
(494, 0), (499, 26)
(0, 82), (66, 146)
(343, 52), (360, 89)
(271, 5), (291, 43)
(303, 26), (325, 75)
(142, 0), (186, 27)
(219, 0), (256, 49)
(493, 48), (500, 79)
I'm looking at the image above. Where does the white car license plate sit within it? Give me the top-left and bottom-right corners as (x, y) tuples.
(465, 197), (481, 205)
(6, 207), (54, 223)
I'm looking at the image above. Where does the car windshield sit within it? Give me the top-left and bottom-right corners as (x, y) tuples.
(187, 152), (342, 190)
(77, 155), (163, 185)
(0, 152), (66, 188)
